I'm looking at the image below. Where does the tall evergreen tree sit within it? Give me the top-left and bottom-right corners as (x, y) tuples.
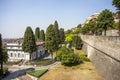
(22, 26), (36, 60)
(0, 34), (3, 75)
(40, 29), (45, 41)
(35, 27), (40, 41)
(97, 9), (114, 36)
(45, 24), (56, 59)
(53, 20), (60, 50)
(72, 35), (82, 49)
(112, 0), (120, 36)
(59, 28), (65, 44)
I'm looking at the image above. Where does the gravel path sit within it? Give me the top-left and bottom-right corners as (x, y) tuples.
(2, 62), (61, 80)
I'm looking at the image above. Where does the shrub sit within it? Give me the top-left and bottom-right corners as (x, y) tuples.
(56, 47), (82, 66)
(61, 53), (82, 65)
(80, 54), (90, 61)
(0, 67), (9, 77)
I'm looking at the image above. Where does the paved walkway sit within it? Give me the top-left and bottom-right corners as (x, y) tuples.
(2, 62), (61, 80)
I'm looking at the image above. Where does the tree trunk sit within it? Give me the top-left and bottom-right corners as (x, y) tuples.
(56, 52), (57, 57)
(30, 54), (32, 61)
(51, 52), (53, 60)
(104, 30), (106, 36)
(0, 62), (3, 75)
(118, 12), (120, 36)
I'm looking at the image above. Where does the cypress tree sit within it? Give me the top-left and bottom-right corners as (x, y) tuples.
(35, 27), (40, 41)
(72, 35), (82, 49)
(45, 24), (55, 59)
(53, 20), (60, 50)
(40, 29), (45, 41)
(59, 28), (65, 44)
(22, 26), (36, 60)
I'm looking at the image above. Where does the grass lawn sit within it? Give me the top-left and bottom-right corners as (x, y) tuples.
(30, 59), (54, 66)
(39, 62), (104, 80)
(5, 59), (23, 65)
(26, 69), (48, 78)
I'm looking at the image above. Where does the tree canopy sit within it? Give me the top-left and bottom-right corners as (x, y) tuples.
(97, 9), (114, 36)
(112, 0), (120, 36)
(112, 0), (120, 10)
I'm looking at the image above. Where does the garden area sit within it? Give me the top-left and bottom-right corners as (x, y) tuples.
(39, 49), (104, 80)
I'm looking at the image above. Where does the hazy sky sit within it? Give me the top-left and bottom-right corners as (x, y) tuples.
(0, 0), (116, 38)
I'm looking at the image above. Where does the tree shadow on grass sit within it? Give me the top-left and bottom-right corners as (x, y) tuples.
(62, 62), (83, 67)
(2, 68), (35, 80)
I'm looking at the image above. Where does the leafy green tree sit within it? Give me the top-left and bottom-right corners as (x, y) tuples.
(65, 29), (72, 36)
(112, 0), (120, 10)
(72, 35), (82, 49)
(88, 21), (97, 34)
(81, 21), (97, 35)
(81, 24), (90, 34)
(97, 9), (114, 36)
(65, 34), (74, 44)
(40, 29), (45, 41)
(59, 28), (65, 44)
(112, 0), (120, 36)
(22, 26), (36, 60)
(45, 24), (55, 59)
(35, 27), (40, 41)
(77, 24), (81, 28)
(113, 22), (119, 29)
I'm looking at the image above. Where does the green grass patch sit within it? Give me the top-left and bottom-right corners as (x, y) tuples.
(26, 69), (48, 78)
(30, 59), (54, 66)
(5, 59), (23, 65)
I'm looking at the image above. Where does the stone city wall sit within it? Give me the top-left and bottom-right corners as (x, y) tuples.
(81, 35), (120, 80)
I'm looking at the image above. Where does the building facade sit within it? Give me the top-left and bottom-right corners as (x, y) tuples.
(7, 42), (45, 61)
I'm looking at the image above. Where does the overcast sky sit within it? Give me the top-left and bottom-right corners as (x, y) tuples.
(0, 0), (116, 38)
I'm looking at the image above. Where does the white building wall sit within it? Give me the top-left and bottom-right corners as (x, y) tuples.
(7, 43), (45, 61)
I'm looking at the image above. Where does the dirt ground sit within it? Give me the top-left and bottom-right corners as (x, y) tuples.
(39, 62), (104, 80)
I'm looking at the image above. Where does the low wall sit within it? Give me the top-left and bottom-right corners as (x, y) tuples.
(81, 35), (120, 80)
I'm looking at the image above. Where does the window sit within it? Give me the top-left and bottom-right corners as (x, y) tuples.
(15, 54), (16, 57)
(22, 54), (24, 57)
(18, 53), (20, 57)
(10, 46), (12, 49)
(11, 53), (13, 57)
